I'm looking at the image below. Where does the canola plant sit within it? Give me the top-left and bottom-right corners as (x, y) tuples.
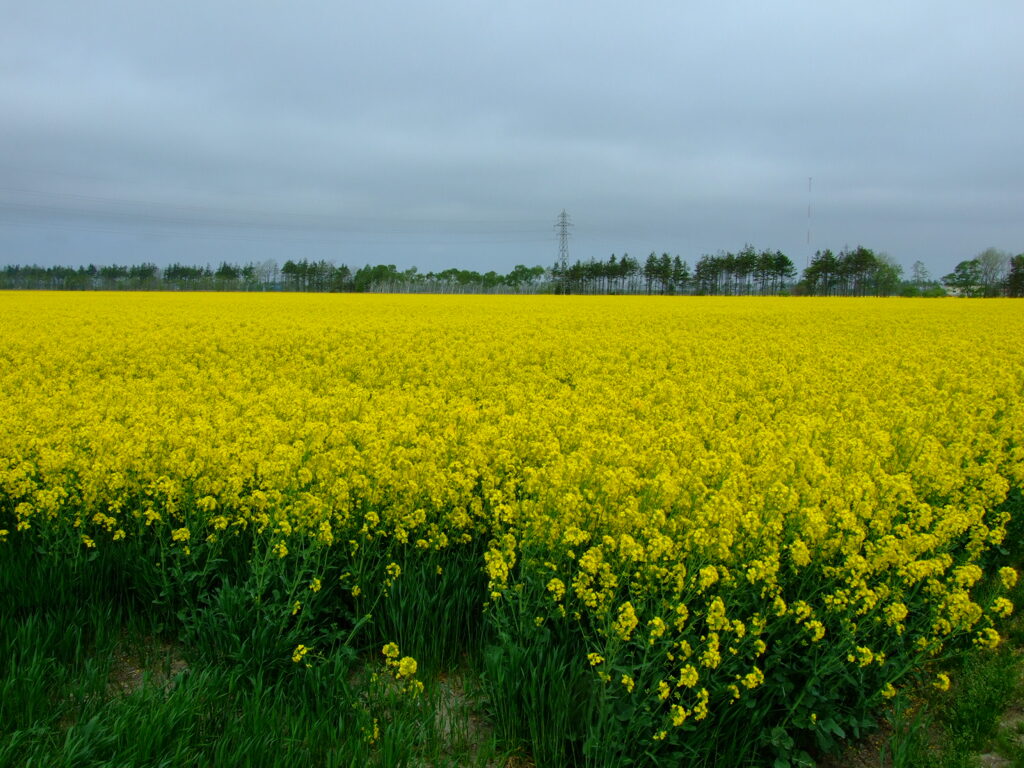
(1, 292), (1022, 763)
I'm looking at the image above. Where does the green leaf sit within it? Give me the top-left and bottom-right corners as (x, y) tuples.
(820, 717), (846, 738)
(795, 749), (815, 766)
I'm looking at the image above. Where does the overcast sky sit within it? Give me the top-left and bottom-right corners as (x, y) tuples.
(2, 1), (1022, 277)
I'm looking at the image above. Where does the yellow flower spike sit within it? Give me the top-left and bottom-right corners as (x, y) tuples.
(700, 634), (722, 669)
(706, 597), (729, 632)
(613, 601), (639, 642)
(806, 620), (826, 643)
(999, 567), (1019, 590)
(991, 597), (1014, 618)
(364, 718), (380, 744)
(697, 566), (719, 591)
(975, 628), (1002, 650)
(674, 604), (690, 631)
(546, 577), (566, 601)
(676, 664), (699, 688)
(648, 616), (667, 639)
(884, 601), (909, 627)
(396, 656), (417, 679)
(789, 539), (811, 567)
(741, 666), (765, 689)
(847, 646), (874, 667)
(692, 688), (710, 721)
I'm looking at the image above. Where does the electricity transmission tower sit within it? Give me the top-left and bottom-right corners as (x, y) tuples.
(555, 210), (572, 291)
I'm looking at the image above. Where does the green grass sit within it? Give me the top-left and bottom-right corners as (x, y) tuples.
(0, 600), (504, 767)
(873, 639), (1024, 768)
(0, 538), (503, 768)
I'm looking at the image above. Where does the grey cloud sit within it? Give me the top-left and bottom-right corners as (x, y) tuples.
(2, 1), (1023, 275)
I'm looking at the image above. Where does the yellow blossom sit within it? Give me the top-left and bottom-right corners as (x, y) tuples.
(975, 627), (1001, 650)
(999, 567), (1018, 590)
(613, 601), (640, 642)
(547, 577), (566, 601)
(397, 656), (417, 678)
(676, 664), (699, 688)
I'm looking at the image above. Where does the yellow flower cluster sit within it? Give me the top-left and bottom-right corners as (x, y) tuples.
(381, 642), (423, 695)
(291, 643), (315, 667)
(1, 292), (1022, 730)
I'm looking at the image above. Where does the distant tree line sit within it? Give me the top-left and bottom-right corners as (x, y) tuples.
(2, 246), (1021, 297)
(941, 248), (1024, 298)
(800, 246), (904, 297)
(549, 247), (797, 295)
(0, 260), (548, 294)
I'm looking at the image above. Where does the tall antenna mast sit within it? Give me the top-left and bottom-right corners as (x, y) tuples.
(806, 177), (813, 269)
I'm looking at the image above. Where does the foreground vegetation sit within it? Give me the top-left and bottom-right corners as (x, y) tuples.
(817, 490), (1024, 768)
(2, 294), (1023, 766)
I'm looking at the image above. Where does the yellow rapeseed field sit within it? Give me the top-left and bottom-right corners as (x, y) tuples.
(1, 291), (1023, 754)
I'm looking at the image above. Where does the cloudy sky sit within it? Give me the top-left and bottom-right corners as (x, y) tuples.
(2, 1), (1022, 277)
